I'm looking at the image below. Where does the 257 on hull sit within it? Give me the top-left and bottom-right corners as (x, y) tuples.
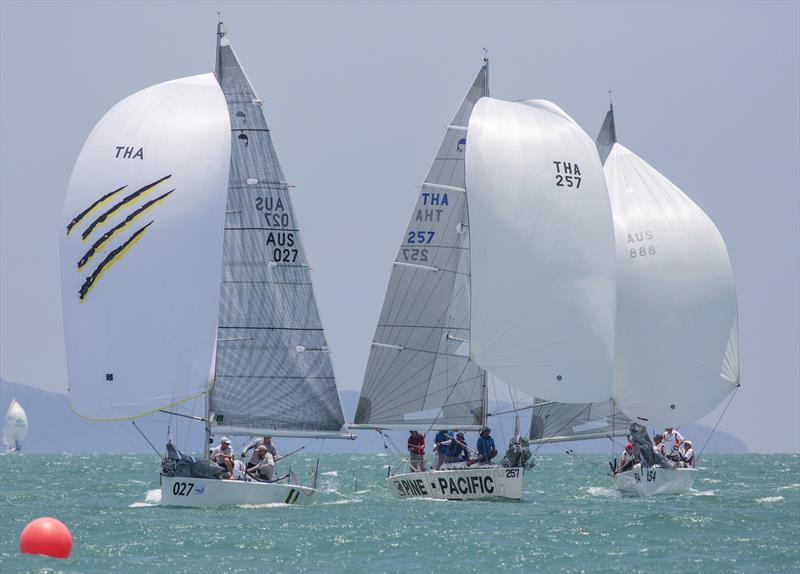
(387, 467), (523, 501)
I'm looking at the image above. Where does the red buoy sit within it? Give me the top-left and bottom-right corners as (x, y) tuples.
(19, 517), (72, 559)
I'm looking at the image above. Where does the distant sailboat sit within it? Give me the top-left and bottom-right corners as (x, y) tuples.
(352, 62), (619, 501)
(529, 103), (740, 496)
(60, 21), (352, 508)
(3, 399), (28, 453)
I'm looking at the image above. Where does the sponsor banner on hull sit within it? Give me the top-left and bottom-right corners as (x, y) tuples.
(387, 467), (522, 500)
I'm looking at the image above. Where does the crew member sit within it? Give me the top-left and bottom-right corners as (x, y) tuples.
(242, 435), (278, 469)
(679, 441), (695, 468)
(470, 427), (497, 465)
(407, 430), (425, 472)
(652, 434), (666, 457)
(619, 442), (636, 473)
(433, 429), (454, 469)
(449, 432), (468, 463)
(210, 437), (234, 478)
(248, 444), (276, 480)
(663, 427), (684, 461)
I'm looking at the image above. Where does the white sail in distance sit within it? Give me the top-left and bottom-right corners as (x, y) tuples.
(604, 135), (739, 429)
(354, 64), (489, 430)
(61, 74), (232, 421)
(466, 98), (617, 404)
(3, 399), (28, 451)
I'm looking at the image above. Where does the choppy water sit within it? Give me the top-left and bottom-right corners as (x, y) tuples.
(1, 453), (798, 573)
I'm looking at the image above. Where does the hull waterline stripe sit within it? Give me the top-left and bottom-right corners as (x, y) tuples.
(81, 175), (171, 240)
(66, 186), (126, 236)
(79, 221), (153, 302)
(77, 189), (174, 270)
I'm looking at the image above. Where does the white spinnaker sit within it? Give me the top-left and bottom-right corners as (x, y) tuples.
(466, 98), (616, 403)
(606, 143), (739, 429)
(3, 399), (28, 446)
(61, 73), (231, 420)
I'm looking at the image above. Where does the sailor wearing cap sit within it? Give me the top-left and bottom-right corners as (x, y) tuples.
(210, 436), (235, 478)
(619, 442), (636, 473)
(472, 427), (497, 465)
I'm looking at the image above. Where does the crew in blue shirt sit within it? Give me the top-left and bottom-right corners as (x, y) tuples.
(433, 429), (454, 469)
(474, 427), (497, 464)
(448, 431), (468, 463)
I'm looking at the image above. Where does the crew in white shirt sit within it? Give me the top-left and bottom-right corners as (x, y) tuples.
(248, 445), (275, 481)
(679, 441), (694, 468)
(652, 434), (666, 457)
(210, 437), (234, 478)
(662, 427), (684, 460)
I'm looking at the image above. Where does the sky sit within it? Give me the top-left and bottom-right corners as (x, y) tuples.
(1, 1), (798, 452)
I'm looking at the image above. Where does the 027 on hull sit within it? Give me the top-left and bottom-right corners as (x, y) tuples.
(160, 476), (314, 508)
(612, 465), (697, 497)
(387, 466), (523, 501)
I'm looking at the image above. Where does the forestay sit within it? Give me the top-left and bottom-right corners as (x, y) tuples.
(208, 27), (347, 435)
(61, 74), (231, 420)
(466, 98), (617, 403)
(528, 399), (630, 443)
(355, 65), (489, 429)
(604, 143), (739, 429)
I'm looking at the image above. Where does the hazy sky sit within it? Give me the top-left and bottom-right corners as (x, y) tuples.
(1, 1), (798, 452)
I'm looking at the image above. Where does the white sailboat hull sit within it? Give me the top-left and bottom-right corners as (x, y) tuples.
(387, 466), (523, 501)
(160, 476), (315, 508)
(612, 465), (697, 497)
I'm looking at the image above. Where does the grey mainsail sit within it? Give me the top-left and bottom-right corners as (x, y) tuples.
(529, 399), (631, 444)
(596, 102), (617, 164)
(354, 64), (489, 430)
(208, 24), (347, 436)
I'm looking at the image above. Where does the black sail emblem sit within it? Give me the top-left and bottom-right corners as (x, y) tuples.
(66, 175), (174, 302)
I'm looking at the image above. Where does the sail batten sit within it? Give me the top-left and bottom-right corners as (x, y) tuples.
(355, 65), (489, 428)
(208, 29), (347, 434)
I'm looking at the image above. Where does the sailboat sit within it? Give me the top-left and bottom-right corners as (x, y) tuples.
(60, 22), (352, 508)
(3, 399), (28, 453)
(352, 62), (619, 501)
(529, 104), (740, 497)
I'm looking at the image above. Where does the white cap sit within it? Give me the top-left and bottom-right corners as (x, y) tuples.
(220, 437), (231, 444)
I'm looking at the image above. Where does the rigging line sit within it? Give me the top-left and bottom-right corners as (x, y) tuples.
(696, 384), (740, 463)
(131, 421), (163, 460)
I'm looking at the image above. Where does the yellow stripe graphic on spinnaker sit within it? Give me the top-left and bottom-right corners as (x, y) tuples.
(77, 189), (174, 271)
(79, 221), (153, 302)
(81, 175), (171, 241)
(66, 186), (126, 236)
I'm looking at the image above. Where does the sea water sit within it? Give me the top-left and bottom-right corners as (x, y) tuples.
(1, 453), (798, 573)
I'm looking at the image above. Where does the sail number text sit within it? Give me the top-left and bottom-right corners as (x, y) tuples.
(553, 161), (581, 189)
(255, 196), (298, 263)
(627, 230), (657, 259)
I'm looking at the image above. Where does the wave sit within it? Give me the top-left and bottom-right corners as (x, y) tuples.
(321, 470), (338, 477)
(129, 488), (161, 507)
(586, 486), (621, 498)
(756, 496), (784, 504)
(778, 483), (800, 491)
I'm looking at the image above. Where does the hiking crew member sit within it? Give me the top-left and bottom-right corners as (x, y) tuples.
(663, 427), (684, 461)
(249, 445), (276, 480)
(433, 430), (454, 469)
(210, 437), (234, 478)
(242, 436), (278, 469)
(471, 427), (497, 465)
(652, 434), (666, 457)
(407, 430), (425, 472)
(679, 441), (694, 468)
(619, 442), (636, 473)
(449, 432), (468, 463)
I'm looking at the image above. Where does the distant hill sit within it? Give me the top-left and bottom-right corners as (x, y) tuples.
(0, 379), (747, 454)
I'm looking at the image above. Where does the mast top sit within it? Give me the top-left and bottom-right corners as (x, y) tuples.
(608, 90), (614, 112)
